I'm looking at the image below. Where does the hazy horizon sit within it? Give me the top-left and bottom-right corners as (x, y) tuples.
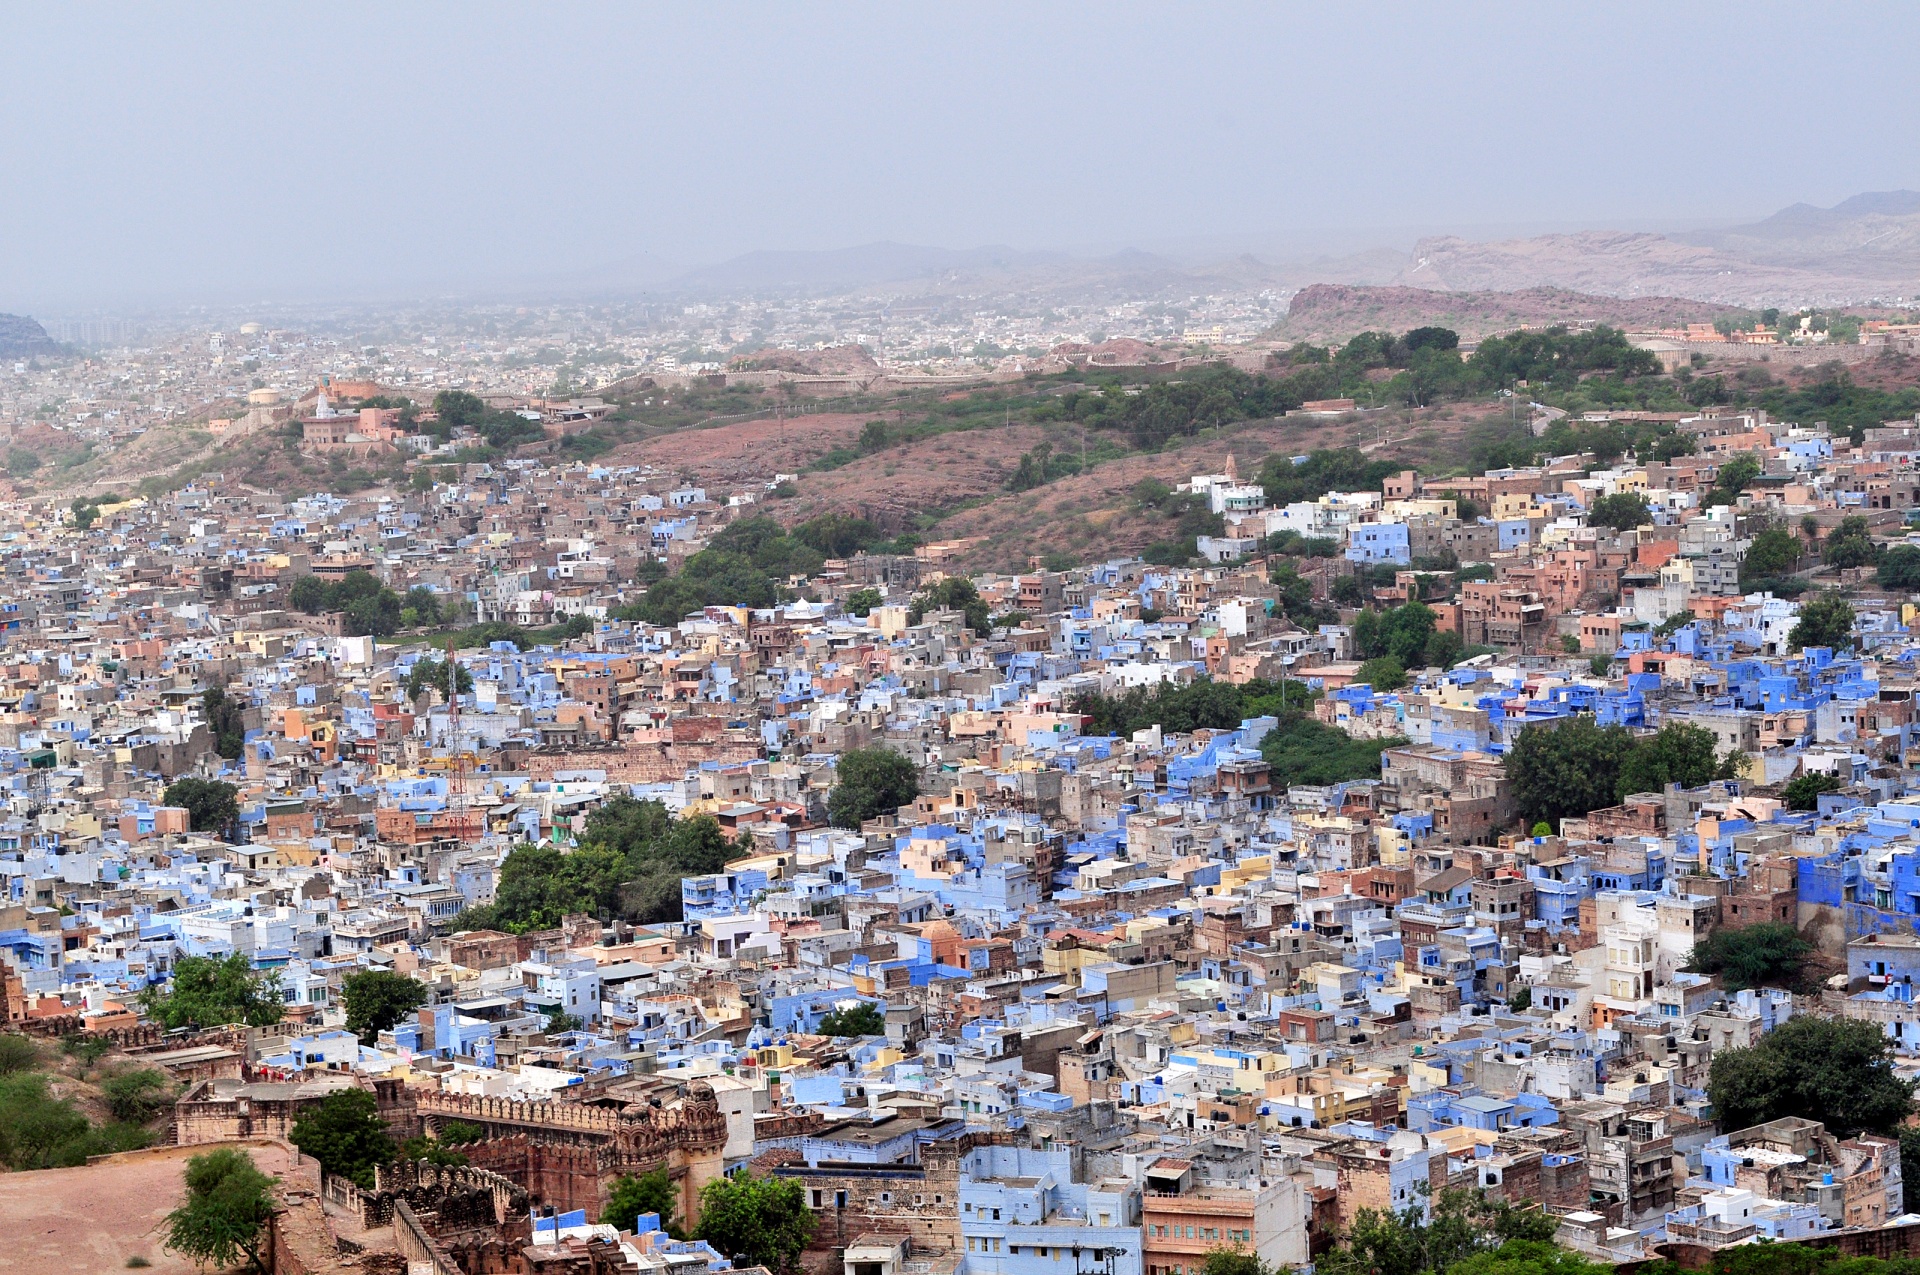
(4, 3), (1917, 312)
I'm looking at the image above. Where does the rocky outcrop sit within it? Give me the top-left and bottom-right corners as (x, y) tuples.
(0, 314), (56, 358)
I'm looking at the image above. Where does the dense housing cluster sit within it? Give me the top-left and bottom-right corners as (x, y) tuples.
(13, 373), (1920, 1275)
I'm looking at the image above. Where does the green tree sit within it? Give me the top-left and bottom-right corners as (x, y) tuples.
(1824, 515), (1879, 570)
(341, 970), (430, 1044)
(816, 1002), (887, 1037)
(1903, 1126), (1920, 1214)
(0, 1034), (37, 1074)
(1355, 656), (1407, 692)
(0, 1071), (90, 1168)
(1653, 610), (1695, 639)
(793, 514), (883, 558)
(161, 777), (239, 836)
(1877, 544), (1920, 591)
(1614, 722), (1728, 802)
(1789, 591), (1855, 652)
(1317, 1188), (1564, 1275)
(1505, 717), (1636, 828)
(1783, 771), (1844, 811)
(285, 570), (408, 635)
(288, 574), (328, 613)
(71, 498), (100, 531)
(1200, 1251), (1269, 1275)
(693, 1171), (816, 1275)
(1260, 715), (1403, 787)
(844, 588), (882, 618)
(462, 842), (630, 934)
(400, 585), (448, 629)
(397, 1133), (469, 1167)
(603, 1167), (681, 1235)
(140, 953), (284, 1030)
(1586, 491), (1652, 532)
(99, 1068), (174, 1123)
(164, 1148), (276, 1274)
(828, 748), (920, 829)
(203, 687), (247, 760)
(1686, 921), (1811, 992)
(404, 657), (474, 702)
(1741, 526), (1801, 583)
(909, 577), (991, 635)
(289, 1088), (395, 1190)
(432, 390), (488, 434)
(1707, 1014), (1913, 1137)
(1707, 453), (1762, 506)
(1268, 561), (1330, 627)
(439, 1120), (486, 1146)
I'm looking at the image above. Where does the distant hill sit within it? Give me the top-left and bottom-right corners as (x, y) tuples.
(604, 192), (1920, 310)
(1366, 194), (1920, 307)
(1673, 189), (1920, 274)
(1273, 283), (1748, 344)
(668, 241), (1069, 294)
(0, 314), (56, 358)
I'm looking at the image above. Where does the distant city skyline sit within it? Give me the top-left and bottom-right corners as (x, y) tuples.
(1, 4), (1916, 308)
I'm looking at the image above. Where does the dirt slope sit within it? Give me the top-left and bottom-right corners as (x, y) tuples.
(1276, 283), (1750, 345)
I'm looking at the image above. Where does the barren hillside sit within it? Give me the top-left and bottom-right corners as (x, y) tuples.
(1274, 284), (1750, 345)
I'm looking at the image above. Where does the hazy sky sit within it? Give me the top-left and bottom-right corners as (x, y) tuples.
(3, 3), (1916, 309)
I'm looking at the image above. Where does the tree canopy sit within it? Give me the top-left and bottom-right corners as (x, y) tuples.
(1823, 515), (1879, 569)
(288, 570), (410, 637)
(817, 1002), (887, 1037)
(162, 777), (239, 836)
(1685, 921), (1812, 993)
(620, 517), (826, 626)
(1790, 591), (1855, 652)
(1783, 771), (1844, 811)
(450, 799), (745, 932)
(164, 1148), (276, 1274)
(1707, 1013), (1913, 1137)
(289, 1088), (395, 1190)
(429, 389), (546, 450)
(341, 969), (430, 1044)
(203, 686), (247, 760)
(693, 1171), (816, 1275)
(909, 576), (992, 636)
(1504, 718), (1638, 829)
(1741, 525), (1801, 584)
(1614, 722), (1736, 802)
(140, 953), (284, 1030)
(828, 748), (920, 830)
(1586, 491), (1652, 532)
(404, 656), (474, 701)
(1352, 601), (1453, 671)
(604, 1167), (681, 1235)
(1506, 719), (1739, 828)
(1316, 1187), (1565, 1275)
(1707, 454), (1762, 506)
(0, 1069), (151, 1168)
(1065, 677), (1393, 788)
(1878, 544), (1920, 591)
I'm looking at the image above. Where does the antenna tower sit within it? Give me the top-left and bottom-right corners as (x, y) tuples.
(446, 637), (468, 825)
